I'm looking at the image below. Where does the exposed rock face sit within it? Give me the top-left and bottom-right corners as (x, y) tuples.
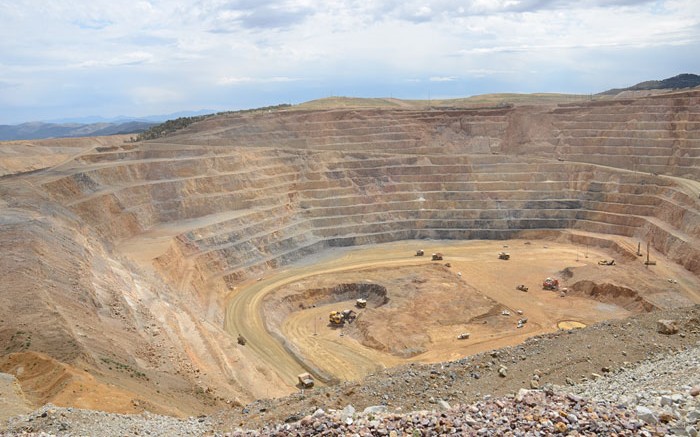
(570, 281), (657, 313)
(37, 91), (700, 294)
(0, 90), (699, 416)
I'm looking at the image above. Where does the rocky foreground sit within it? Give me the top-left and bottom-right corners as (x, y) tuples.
(3, 307), (699, 436)
(3, 341), (698, 436)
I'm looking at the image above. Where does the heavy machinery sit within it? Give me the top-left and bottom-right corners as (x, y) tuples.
(297, 372), (314, 388)
(598, 259), (615, 266)
(329, 311), (343, 325)
(432, 253), (443, 261)
(356, 298), (367, 308)
(498, 252), (510, 260)
(329, 309), (357, 325)
(516, 284), (528, 292)
(416, 249), (425, 256)
(542, 277), (559, 290)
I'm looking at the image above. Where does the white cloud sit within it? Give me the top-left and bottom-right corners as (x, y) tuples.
(217, 76), (300, 85)
(430, 76), (458, 82)
(76, 51), (155, 69)
(0, 0), (698, 122)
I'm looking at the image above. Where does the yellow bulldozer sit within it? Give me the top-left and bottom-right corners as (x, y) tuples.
(329, 309), (357, 326)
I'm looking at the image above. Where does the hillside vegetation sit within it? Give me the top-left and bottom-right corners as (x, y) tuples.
(599, 73), (700, 95)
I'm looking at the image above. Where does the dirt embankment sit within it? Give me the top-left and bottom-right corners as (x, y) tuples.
(0, 136), (130, 177)
(0, 352), (140, 415)
(263, 282), (389, 328)
(569, 280), (658, 313)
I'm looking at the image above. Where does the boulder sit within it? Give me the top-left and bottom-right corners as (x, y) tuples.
(636, 406), (658, 425)
(363, 405), (388, 415)
(656, 320), (679, 335)
(437, 399), (451, 410)
(340, 404), (355, 422)
(516, 388), (545, 406)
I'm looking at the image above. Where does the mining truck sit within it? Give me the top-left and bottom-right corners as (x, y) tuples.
(297, 372), (314, 388)
(498, 252), (510, 260)
(516, 284), (528, 292)
(432, 253), (443, 261)
(356, 298), (367, 308)
(416, 249), (425, 256)
(542, 277), (559, 290)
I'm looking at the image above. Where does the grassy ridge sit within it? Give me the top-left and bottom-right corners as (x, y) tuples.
(136, 104), (291, 141)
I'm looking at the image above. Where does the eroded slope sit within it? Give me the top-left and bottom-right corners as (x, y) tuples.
(1, 91), (699, 416)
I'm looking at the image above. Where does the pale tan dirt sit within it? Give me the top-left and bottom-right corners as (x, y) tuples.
(0, 372), (32, 423)
(0, 135), (130, 176)
(0, 91), (699, 422)
(226, 237), (700, 395)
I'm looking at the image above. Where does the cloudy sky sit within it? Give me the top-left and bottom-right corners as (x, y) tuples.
(1, 0), (699, 124)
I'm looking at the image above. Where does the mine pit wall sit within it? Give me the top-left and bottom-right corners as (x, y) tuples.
(37, 92), (700, 300)
(542, 91), (700, 180)
(153, 239), (212, 309)
(7, 93), (699, 413)
(642, 221), (700, 274)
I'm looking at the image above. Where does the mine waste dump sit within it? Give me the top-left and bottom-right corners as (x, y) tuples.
(0, 90), (699, 421)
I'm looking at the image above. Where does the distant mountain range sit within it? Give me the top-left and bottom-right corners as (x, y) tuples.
(599, 73), (700, 96)
(0, 120), (158, 141)
(4, 74), (699, 141)
(43, 109), (217, 125)
(0, 109), (216, 141)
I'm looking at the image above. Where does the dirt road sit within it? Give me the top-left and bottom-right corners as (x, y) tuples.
(224, 237), (700, 391)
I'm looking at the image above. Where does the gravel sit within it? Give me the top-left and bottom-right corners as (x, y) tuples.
(556, 343), (700, 436)
(4, 344), (699, 436)
(2, 406), (213, 436)
(3, 306), (699, 436)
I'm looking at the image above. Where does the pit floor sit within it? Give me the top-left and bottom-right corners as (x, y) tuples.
(226, 237), (700, 388)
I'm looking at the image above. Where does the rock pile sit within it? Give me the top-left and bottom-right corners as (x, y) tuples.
(3, 310), (698, 436)
(2, 405), (213, 437)
(242, 389), (667, 436)
(558, 343), (700, 436)
(3, 389), (673, 436)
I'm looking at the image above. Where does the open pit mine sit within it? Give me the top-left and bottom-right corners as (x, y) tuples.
(1, 90), (699, 421)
